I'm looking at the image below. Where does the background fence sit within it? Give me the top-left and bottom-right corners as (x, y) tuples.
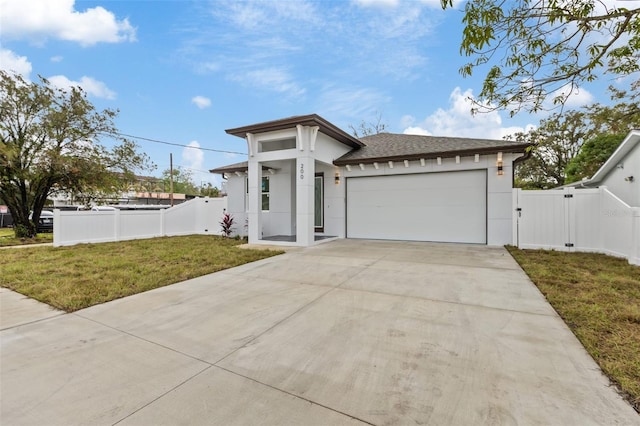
(513, 187), (640, 265)
(53, 197), (228, 247)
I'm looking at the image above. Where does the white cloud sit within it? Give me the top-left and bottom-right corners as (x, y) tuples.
(354, 0), (445, 9)
(0, 0), (136, 46)
(547, 85), (595, 109)
(50, 55), (63, 63)
(353, 0), (400, 7)
(403, 87), (536, 140)
(0, 48), (32, 78)
(47, 75), (116, 100)
(222, 1), (318, 30)
(181, 141), (204, 173)
(318, 86), (390, 119)
(230, 67), (305, 98)
(191, 96), (212, 109)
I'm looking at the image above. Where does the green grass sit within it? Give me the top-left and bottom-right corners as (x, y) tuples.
(0, 235), (282, 312)
(506, 247), (640, 412)
(0, 228), (53, 246)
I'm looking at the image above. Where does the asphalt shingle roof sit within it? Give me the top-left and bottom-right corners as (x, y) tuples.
(210, 132), (531, 174)
(333, 133), (530, 165)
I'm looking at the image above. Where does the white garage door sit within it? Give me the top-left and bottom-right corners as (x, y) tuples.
(346, 170), (487, 243)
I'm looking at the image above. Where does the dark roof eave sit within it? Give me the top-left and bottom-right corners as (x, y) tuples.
(333, 143), (531, 166)
(225, 114), (364, 149)
(209, 165), (275, 175)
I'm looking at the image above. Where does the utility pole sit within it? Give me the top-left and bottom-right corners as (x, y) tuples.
(169, 153), (174, 207)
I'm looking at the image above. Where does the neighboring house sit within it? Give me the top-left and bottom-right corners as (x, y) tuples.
(210, 114), (530, 247)
(564, 129), (639, 207)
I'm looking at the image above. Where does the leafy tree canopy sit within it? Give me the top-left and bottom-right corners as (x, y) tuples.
(161, 167), (198, 195)
(565, 133), (626, 184)
(441, 0), (640, 114)
(512, 84), (640, 189)
(0, 71), (152, 237)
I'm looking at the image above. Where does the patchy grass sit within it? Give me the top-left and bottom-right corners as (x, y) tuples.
(0, 228), (53, 247)
(506, 247), (640, 412)
(0, 235), (282, 312)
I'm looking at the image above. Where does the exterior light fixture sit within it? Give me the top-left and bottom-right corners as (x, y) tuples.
(497, 152), (504, 175)
(335, 172), (340, 185)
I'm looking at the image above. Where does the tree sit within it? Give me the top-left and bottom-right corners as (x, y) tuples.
(349, 112), (388, 137)
(441, 0), (640, 114)
(513, 110), (589, 189)
(161, 167), (198, 195)
(512, 91), (640, 189)
(565, 133), (626, 183)
(0, 71), (151, 237)
(199, 182), (220, 197)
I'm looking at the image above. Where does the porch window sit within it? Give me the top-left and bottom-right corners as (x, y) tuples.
(261, 176), (270, 211)
(245, 176), (270, 211)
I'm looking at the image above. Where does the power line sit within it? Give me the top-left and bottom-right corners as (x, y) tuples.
(112, 132), (247, 156)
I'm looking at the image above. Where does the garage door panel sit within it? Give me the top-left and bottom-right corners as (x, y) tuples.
(346, 171), (486, 244)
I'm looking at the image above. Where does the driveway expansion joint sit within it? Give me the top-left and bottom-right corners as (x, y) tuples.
(213, 365), (375, 426)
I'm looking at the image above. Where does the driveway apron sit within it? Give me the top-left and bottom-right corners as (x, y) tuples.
(1, 239), (637, 425)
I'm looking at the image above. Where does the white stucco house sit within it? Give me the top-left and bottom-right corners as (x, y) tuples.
(565, 129), (639, 206)
(211, 114), (530, 247)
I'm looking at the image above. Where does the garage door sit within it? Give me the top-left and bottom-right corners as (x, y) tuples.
(346, 170), (487, 243)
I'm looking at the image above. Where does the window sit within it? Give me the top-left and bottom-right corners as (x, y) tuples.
(261, 176), (270, 211)
(245, 176), (270, 211)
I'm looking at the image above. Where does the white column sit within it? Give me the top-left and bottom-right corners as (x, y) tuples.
(248, 160), (261, 243)
(296, 155), (315, 246)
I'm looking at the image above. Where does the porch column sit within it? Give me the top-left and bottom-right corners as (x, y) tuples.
(296, 156), (315, 246)
(247, 160), (261, 243)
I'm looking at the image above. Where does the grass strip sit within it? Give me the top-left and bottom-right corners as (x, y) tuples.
(1, 235), (282, 312)
(0, 228), (53, 246)
(506, 247), (640, 412)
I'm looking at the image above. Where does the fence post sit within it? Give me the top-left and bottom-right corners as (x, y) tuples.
(114, 209), (121, 242)
(631, 207), (640, 266)
(512, 188), (520, 246)
(160, 208), (165, 237)
(563, 187), (572, 252)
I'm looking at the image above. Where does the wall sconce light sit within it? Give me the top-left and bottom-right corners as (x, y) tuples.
(625, 175), (634, 182)
(335, 172), (341, 185)
(497, 160), (504, 175)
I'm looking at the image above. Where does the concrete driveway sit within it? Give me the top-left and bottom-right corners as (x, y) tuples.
(1, 240), (637, 425)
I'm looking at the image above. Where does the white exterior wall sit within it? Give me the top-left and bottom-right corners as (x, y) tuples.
(224, 174), (248, 237)
(338, 152), (516, 246)
(261, 160), (295, 238)
(598, 143), (640, 207)
(316, 162), (346, 238)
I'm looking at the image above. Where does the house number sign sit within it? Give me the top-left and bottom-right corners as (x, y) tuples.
(299, 164), (304, 180)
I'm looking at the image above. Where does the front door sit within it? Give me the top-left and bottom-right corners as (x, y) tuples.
(314, 174), (324, 232)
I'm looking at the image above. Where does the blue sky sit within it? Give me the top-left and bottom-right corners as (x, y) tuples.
(1, 0), (634, 188)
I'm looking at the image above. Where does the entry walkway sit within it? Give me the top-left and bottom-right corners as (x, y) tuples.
(1, 240), (637, 425)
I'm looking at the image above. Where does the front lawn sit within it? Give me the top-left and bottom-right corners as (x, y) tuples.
(507, 247), (640, 412)
(0, 235), (282, 312)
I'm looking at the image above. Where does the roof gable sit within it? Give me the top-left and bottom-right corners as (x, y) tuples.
(225, 114), (363, 149)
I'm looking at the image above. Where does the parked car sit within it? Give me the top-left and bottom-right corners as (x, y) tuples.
(34, 210), (54, 233)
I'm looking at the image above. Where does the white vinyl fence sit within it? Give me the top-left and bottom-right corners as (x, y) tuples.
(53, 197), (228, 247)
(513, 187), (640, 265)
